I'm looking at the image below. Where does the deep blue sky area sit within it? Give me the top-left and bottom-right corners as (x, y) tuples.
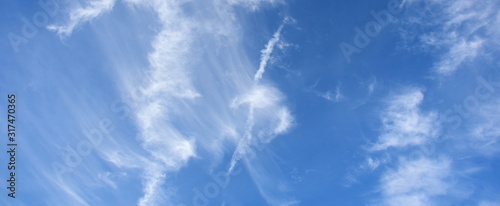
(1, 0), (500, 206)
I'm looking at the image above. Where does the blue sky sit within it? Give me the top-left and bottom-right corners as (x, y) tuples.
(1, 0), (500, 205)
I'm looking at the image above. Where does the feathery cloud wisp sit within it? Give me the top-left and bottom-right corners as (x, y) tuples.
(371, 88), (440, 151)
(48, 0), (116, 37)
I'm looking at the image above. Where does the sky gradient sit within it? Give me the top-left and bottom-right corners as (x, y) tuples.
(1, 0), (500, 205)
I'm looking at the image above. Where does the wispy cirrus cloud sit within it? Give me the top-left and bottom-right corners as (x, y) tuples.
(376, 157), (455, 206)
(365, 85), (500, 205)
(399, 0), (500, 75)
(365, 89), (457, 206)
(370, 88), (440, 151)
(49, 0), (295, 205)
(48, 0), (116, 37)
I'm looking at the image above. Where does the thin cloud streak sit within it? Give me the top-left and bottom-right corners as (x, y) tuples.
(254, 24), (284, 82)
(228, 22), (293, 174)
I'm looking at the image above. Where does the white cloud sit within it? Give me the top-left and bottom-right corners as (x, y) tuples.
(137, 162), (167, 206)
(361, 157), (384, 171)
(377, 157), (454, 206)
(371, 88), (440, 151)
(228, 75), (293, 175)
(227, 19), (294, 176)
(400, 0), (500, 75)
(254, 25), (284, 82)
(227, 0), (283, 10)
(434, 39), (483, 75)
(366, 87), (500, 205)
(232, 85), (284, 109)
(48, 0), (116, 37)
(120, 1), (200, 204)
(273, 107), (293, 135)
(51, 0), (295, 204)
